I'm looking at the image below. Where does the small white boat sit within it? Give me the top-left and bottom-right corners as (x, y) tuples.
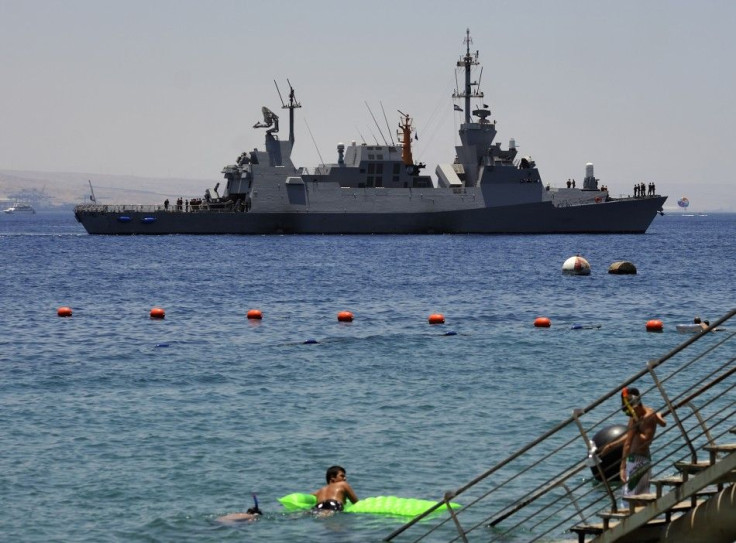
(3, 202), (36, 214)
(676, 322), (725, 333)
(676, 323), (703, 333)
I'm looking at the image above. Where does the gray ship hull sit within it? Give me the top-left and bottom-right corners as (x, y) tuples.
(73, 32), (668, 236)
(74, 196), (666, 235)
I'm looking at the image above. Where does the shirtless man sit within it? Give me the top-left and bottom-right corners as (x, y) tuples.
(312, 465), (359, 512)
(619, 387), (666, 498)
(694, 316), (708, 331)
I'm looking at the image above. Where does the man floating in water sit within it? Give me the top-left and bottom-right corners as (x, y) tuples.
(312, 465), (359, 513)
(216, 494), (263, 524)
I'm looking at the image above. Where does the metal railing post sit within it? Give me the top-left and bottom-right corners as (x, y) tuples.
(559, 482), (587, 524)
(648, 361), (699, 462)
(685, 401), (715, 446)
(573, 408), (618, 512)
(444, 490), (468, 543)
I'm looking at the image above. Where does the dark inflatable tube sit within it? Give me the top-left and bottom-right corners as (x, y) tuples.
(572, 324), (602, 330)
(591, 424), (627, 482)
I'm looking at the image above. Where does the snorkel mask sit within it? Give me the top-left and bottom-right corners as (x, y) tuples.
(621, 387), (641, 417)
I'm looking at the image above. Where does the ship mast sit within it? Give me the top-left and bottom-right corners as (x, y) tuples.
(397, 111), (414, 166)
(397, 111), (425, 175)
(453, 28), (484, 125)
(275, 80), (301, 145)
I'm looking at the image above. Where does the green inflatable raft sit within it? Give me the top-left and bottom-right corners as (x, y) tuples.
(278, 493), (460, 517)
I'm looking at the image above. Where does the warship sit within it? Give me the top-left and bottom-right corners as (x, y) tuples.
(74, 31), (666, 235)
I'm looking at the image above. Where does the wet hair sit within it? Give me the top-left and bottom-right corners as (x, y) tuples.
(325, 465), (346, 484)
(704, 320), (710, 326)
(246, 506), (262, 515)
(621, 387), (642, 416)
(693, 316), (702, 324)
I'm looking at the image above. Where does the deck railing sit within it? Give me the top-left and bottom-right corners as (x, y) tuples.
(73, 203), (235, 214)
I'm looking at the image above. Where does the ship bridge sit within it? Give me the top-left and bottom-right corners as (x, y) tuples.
(306, 141), (432, 189)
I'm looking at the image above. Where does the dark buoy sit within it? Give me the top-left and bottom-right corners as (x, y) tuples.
(443, 330), (458, 336)
(590, 424), (627, 482)
(608, 261), (637, 274)
(303, 338), (319, 344)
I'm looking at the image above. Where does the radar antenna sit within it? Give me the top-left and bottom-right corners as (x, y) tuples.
(253, 106), (279, 135)
(365, 102), (388, 145)
(88, 180), (97, 203)
(380, 101), (396, 146)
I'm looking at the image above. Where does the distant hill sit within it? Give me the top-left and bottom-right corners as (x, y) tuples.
(0, 169), (213, 210)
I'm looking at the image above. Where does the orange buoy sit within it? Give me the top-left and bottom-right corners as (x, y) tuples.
(150, 307), (166, 319)
(646, 319), (663, 332)
(246, 309), (263, 320)
(57, 306), (73, 317)
(337, 311), (354, 322)
(428, 313), (445, 324)
(534, 317), (551, 328)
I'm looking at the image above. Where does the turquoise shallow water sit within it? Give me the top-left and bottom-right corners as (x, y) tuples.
(1, 212), (734, 541)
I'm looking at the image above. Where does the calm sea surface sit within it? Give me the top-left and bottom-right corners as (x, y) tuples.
(1, 211), (734, 542)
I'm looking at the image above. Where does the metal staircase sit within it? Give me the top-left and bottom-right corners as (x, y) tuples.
(571, 440), (736, 543)
(384, 309), (736, 543)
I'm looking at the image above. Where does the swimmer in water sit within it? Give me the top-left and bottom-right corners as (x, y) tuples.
(216, 496), (263, 524)
(312, 465), (359, 513)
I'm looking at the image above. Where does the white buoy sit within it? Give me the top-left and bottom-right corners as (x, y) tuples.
(562, 255), (591, 275)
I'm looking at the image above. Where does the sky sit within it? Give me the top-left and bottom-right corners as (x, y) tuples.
(1, 0), (735, 211)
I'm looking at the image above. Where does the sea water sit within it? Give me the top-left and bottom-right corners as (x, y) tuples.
(1, 211), (734, 542)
